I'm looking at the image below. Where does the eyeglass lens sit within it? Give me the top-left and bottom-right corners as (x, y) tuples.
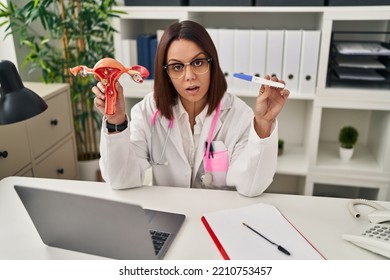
(165, 58), (211, 79)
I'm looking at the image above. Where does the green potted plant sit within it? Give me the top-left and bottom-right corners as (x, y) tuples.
(338, 126), (359, 161)
(278, 139), (284, 156)
(1, 0), (123, 179)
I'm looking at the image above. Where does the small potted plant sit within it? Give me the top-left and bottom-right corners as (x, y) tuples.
(338, 126), (359, 161)
(278, 139), (284, 156)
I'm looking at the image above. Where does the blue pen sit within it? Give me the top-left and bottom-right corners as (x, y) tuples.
(205, 141), (214, 158)
(233, 73), (285, 89)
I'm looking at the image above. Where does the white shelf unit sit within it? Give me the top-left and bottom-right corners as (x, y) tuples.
(112, 6), (390, 200)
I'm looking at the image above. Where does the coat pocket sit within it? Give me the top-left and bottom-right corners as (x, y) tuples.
(204, 150), (229, 172)
(203, 141), (229, 187)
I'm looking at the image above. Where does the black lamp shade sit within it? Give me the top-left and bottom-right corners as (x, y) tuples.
(0, 60), (48, 125)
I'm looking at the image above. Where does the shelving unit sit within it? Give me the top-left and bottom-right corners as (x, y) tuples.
(112, 5), (390, 200)
(327, 31), (390, 89)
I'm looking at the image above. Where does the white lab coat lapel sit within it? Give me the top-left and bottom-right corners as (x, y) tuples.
(192, 105), (223, 183)
(158, 109), (188, 165)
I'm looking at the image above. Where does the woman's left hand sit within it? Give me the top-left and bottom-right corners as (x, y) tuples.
(253, 75), (289, 138)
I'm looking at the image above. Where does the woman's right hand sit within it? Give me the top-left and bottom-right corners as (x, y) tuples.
(92, 81), (127, 125)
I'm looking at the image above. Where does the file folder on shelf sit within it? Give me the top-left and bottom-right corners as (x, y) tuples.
(218, 29), (235, 89)
(298, 30), (321, 95)
(121, 39), (138, 67)
(149, 37), (158, 79)
(201, 203), (325, 260)
(156, 29), (165, 44)
(206, 28), (219, 51)
(136, 34), (156, 80)
(249, 30), (267, 94)
(233, 29), (251, 92)
(266, 30), (284, 79)
(282, 30), (302, 95)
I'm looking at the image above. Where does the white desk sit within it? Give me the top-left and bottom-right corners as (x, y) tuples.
(1, 176), (389, 260)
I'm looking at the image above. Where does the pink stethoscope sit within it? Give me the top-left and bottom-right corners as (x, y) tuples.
(150, 102), (221, 185)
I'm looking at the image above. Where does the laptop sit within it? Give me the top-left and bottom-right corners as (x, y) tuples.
(14, 185), (185, 260)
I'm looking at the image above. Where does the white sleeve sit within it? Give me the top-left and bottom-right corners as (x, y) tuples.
(99, 115), (143, 189)
(99, 99), (152, 189)
(227, 120), (278, 197)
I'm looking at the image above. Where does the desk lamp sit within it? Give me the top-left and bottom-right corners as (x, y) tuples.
(0, 60), (48, 125)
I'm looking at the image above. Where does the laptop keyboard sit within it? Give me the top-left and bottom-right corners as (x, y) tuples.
(149, 230), (170, 255)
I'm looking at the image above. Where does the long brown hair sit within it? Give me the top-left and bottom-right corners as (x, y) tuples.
(154, 20), (227, 119)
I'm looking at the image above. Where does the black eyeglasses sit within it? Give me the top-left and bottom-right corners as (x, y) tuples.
(163, 57), (212, 79)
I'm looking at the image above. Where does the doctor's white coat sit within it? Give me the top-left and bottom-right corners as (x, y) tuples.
(99, 92), (278, 197)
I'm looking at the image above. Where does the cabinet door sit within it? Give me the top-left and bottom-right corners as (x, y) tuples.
(0, 122), (31, 178)
(34, 138), (77, 179)
(27, 91), (73, 158)
(16, 169), (33, 177)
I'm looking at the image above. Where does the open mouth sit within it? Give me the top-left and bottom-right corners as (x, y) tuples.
(186, 85), (200, 95)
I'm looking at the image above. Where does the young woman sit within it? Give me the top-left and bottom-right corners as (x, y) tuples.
(92, 20), (289, 197)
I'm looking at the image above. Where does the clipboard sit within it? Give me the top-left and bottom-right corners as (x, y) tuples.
(201, 203), (325, 260)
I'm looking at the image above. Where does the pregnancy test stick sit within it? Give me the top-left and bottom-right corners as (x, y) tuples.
(233, 73), (285, 89)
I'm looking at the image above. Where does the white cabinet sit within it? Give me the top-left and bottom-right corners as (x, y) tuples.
(0, 82), (78, 180)
(112, 5), (390, 200)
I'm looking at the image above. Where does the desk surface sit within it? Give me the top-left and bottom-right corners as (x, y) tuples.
(1, 176), (389, 260)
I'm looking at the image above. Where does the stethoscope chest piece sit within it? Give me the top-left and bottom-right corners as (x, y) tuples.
(201, 173), (213, 187)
